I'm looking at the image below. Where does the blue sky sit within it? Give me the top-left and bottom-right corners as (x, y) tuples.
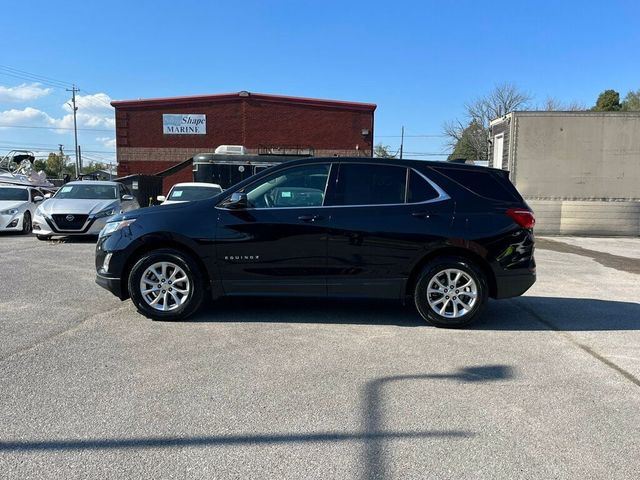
(1, 0), (639, 166)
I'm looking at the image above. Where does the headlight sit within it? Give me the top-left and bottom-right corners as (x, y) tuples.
(94, 207), (116, 219)
(35, 206), (45, 216)
(1, 208), (18, 215)
(99, 219), (136, 238)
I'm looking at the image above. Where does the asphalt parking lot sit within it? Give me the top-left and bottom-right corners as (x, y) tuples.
(0, 234), (638, 479)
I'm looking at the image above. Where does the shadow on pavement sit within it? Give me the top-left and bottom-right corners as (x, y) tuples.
(0, 365), (515, 479)
(476, 296), (640, 331)
(188, 295), (640, 332)
(189, 297), (425, 327)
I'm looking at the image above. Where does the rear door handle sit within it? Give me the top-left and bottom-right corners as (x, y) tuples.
(298, 214), (324, 222)
(411, 211), (431, 219)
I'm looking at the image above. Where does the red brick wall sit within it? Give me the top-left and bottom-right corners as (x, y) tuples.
(115, 97), (374, 153)
(114, 94), (375, 192)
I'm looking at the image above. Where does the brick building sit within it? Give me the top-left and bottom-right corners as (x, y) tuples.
(111, 91), (376, 190)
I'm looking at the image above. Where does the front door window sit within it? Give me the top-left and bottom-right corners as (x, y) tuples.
(243, 164), (330, 208)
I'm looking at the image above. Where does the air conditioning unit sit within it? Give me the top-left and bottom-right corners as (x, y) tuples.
(214, 145), (247, 155)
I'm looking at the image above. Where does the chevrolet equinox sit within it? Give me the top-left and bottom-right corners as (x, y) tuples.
(96, 158), (536, 327)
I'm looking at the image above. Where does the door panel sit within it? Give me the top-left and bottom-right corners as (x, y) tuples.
(214, 162), (331, 296)
(325, 201), (454, 298)
(324, 163), (454, 299)
(215, 208), (329, 295)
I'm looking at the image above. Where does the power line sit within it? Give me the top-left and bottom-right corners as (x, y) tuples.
(0, 124), (113, 132)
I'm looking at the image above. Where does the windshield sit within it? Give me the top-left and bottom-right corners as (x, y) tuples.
(168, 185), (221, 201)
(54, 184), (117, 200)
(0, 187), (28, 201)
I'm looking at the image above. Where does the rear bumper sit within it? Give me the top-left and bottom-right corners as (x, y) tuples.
(95, 273), (126, 300)
(494, 272), (536, 299)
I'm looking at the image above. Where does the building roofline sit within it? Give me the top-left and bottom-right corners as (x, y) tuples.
(111, 91), (377, 112)
(490, 110), (640, 125)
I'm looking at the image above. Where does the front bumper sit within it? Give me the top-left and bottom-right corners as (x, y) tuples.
(33, 213), (109, 236)
(95, 272), (126, 300)
(1, 213), (22, 231)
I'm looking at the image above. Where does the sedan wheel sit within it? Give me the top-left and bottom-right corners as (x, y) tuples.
(22, 212), (32, 234)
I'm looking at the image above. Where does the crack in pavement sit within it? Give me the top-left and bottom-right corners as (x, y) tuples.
(516, 299), (640, 388)
(0, 303), (129, 364)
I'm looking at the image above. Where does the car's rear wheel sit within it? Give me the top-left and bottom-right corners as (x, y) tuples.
(414, 256), (488, 328)
(128, 249), (204, 321)
(21, 212), (32, 234)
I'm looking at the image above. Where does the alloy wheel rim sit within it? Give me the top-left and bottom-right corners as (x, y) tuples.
(139, 261), (190, 312)
(426, 268), (478, 318)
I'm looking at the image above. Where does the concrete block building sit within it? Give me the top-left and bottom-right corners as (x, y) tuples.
(490, 112), (640, 235)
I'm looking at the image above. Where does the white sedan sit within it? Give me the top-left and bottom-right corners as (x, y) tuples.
(157, 182), (223, 205)
(0, 185), (44, 234)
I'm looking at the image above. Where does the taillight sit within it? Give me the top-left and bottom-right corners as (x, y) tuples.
(506, 208), (535, 229)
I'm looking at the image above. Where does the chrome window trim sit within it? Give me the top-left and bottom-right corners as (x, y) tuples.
(215, 163), (449, 211)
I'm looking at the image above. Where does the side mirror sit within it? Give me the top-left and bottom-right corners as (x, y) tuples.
(156, 195), (166, 202)
(227, 192), (248, 209)
(122, 194), (134, 201)
(33, 196), (44, 202)
(44, 193), (52, 199)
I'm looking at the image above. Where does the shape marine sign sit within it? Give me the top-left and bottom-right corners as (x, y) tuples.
(163, 114), (207, 134)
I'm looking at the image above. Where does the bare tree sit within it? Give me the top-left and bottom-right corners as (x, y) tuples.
(540, 96), (586, 111)
(443, 83), (531, 161)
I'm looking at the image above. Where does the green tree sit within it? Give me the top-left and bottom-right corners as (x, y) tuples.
(45, 152), (65, 178)
(446, 121), (486, 161)
(592, 89), (621, 111)
(374, 144), (396, 158)
(621, 89), (640, 111)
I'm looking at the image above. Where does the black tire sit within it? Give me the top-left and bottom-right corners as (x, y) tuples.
(414, 256), (488, 328)
(36, 234), (51, 241)
(21, 212), (32, 235)
(128, 248), (204, 321)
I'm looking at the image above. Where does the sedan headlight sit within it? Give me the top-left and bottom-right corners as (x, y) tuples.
(99, 219), (136, 238)
(94, 207), (117, 219)
(1, 208), (18, 215)
(35, 206), (45, 216)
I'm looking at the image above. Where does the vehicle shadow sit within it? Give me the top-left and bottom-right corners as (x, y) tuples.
(51, 235), (98, 244)
(189, 297), (425, 327)
(188, 295), (640, 331)
(475, 296), (640, 331)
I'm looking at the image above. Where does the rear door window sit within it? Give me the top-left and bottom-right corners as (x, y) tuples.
(407, 170), (440, 203)
(329, 164), (407, 206)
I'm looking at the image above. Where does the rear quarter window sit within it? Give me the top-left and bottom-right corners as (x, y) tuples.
(439, 168), (522, 202)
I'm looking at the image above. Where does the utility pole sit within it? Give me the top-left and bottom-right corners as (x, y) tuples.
(399, 126), (404, 160)
(66, 85), (80, 178)
(78, 145), (82, 173)
(58, 144), (64, 178)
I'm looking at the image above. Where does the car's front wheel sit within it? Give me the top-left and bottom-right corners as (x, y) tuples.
(21, 212), (32, 234)
(128, 249), (204, 321)
(414, 256), (488, 328)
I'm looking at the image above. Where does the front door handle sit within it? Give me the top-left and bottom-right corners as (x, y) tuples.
(298, 214), (324, 222)
(411, 211), (431, 219)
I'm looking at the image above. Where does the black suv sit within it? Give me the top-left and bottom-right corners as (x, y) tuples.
(95, 158), (535, 327)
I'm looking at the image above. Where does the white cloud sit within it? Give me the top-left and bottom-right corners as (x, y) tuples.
(96, 136), (116, 149)
(0, 92), (115, 131)
(0, 83), (52, 102)
(0, 107), (54, 127)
